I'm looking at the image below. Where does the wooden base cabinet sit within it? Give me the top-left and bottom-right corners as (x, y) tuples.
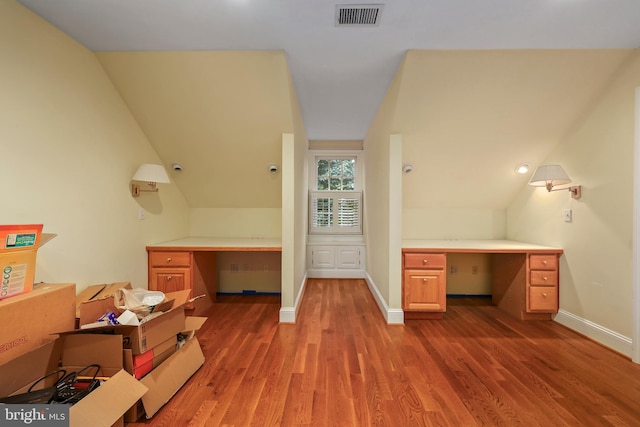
(527, 254), (559, 313)
(403, 253), (446, 319)
(148, 251), (192, 294)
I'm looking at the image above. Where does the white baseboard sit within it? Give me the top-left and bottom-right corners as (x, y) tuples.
(554, 309), (632, 357)
(364, 272), (404, 324)
(279, 272), (308, 323)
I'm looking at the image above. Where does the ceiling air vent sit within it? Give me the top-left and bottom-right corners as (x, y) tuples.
(336, 4), (383, 27)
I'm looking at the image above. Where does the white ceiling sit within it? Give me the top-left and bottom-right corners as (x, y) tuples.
(17, 0), (640, 141)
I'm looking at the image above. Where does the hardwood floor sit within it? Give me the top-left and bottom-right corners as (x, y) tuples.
(129, 279), (640, 426)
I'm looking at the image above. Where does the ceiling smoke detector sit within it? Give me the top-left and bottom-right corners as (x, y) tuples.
(336, 4), (383, 27)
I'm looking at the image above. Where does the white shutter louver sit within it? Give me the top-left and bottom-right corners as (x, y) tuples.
(309, 191), (362, 234)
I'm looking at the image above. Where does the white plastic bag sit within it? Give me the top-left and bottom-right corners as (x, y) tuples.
(114, 288), (166, 319)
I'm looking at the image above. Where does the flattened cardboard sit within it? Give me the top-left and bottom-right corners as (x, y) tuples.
(140, 337), (205, 418)
(183, 316), (208, 341)
(0, 283), (75, 365)
(70, 370), (148, 427)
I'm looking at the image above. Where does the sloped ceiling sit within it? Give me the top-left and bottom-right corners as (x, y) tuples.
(97, 51), (296, 208)
(393, 49), (635, 209)
(14, 1), (640, 211)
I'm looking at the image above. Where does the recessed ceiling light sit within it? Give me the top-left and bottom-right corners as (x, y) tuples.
(515, 162), (531, 174)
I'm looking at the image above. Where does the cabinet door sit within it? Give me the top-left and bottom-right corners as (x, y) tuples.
(337, 247), (361, 269)
(403, 269), (446, 312)
(150, 268), (191, 293)
(310, 247), (335, 269)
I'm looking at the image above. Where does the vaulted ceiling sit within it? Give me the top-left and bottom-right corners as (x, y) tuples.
(17, 0), (640, 141)
(16, 0), (640, 209)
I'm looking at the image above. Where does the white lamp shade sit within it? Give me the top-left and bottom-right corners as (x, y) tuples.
(529, 165), (571, 189)
(132, 163), (170, 183)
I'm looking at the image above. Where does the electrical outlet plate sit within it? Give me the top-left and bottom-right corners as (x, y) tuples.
(564, 209), (572, 222)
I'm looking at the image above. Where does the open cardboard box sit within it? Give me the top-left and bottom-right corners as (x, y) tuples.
(0, 333), (147, 427)
(0, 282), (76, 365)
(75, 289), (191, 355)
(75, 281), (132, 321)
(127, 333), (205, 420)
(0, 224), (57, 300)
(75, 287), (207, 420)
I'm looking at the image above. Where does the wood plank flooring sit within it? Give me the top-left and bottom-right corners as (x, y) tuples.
(129, 279), (640, 426)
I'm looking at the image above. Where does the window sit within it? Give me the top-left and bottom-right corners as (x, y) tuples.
(309, 155), (362, 235)
(316, 159), (355, 190)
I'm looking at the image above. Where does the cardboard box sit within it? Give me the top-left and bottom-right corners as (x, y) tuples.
(123, 335), (178, 379)
(0, 224), (43, 299)
(125, 316), (207, 422)
(74, 289), (190, 355)
(0, 334), (148, 427)
(140, 337), (204, 418)
(0, 283), (76, 365)
(75, 282), (131, 320)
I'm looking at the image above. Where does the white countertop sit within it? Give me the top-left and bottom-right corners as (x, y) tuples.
(148, 237), (282, 249)
(402, 239), (562, 252)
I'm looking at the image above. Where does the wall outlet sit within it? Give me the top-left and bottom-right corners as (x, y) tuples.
(564, 209), (572, 223)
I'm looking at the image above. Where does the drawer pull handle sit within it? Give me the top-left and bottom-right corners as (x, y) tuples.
(166, 257), (172, 263)
(542, 292), (547, 297)
(167, 275), (172, 280)
(543, 276), (548, 281)
(423, 259), (428, 264)
(542, 260), (547, 265)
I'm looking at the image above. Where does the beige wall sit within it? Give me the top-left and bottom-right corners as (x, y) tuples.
(363, 58), (406, 309)
(396, 50), (630, 240)
(96, 50), (291, 211)
(507, 50), (640, 338)
(190, 208), (281, 238)
(0, 1), (190, 292)
(288, 73), (310, 310)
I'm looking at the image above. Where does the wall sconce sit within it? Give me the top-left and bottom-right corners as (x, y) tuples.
(529, 164), (581, 199)
(131, 163), (170, 197)
(402, 164), (414, 174)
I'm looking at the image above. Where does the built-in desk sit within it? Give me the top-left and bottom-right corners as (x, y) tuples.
(146, 238), (282, 312)
(402, 240), (563, 320)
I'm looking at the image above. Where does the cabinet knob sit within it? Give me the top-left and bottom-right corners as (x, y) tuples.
(166, 257), (172, 263)
(542, 260), (547, 265)
(542, 292), (547, 297)
(423, 259), (428, 264)
(167, 275), (172, 280)
(543, 276), (548, 281)
(423, 278), (427, 282)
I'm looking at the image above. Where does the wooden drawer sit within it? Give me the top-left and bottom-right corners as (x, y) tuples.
(149, 251), (191, 267)
(528, 286), (558, 312)
(529, 254), (557, 270)
(530, 270), (558, 286)
(404, 253), (446, 269)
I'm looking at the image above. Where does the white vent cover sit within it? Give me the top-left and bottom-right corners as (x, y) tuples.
(336, 4), (383, 26)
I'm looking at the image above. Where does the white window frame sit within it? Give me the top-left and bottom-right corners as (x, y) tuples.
(308, 151), (363, 235)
